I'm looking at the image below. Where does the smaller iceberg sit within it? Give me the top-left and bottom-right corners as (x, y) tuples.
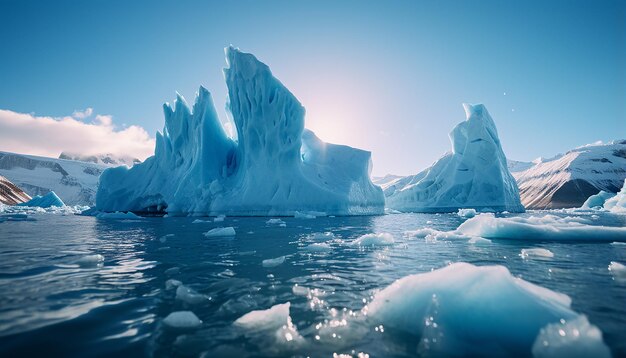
(367, 262), (608, 356)
(385, 104), (524, 213)
(17, 191), (64, 208)
(603, 178), (626, 213)
(581, 190), (615, 209)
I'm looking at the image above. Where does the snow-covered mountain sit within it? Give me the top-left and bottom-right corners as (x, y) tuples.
(58, 152), (140, 167)
(0, 151), (106, 206)
(511, 140), (626, 209)
(0, 174), (31, 205)
(384, 104), (524, 213)
(96, 47), (384, 216)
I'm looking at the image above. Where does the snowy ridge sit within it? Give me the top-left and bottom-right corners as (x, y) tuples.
(385, 104), (524, 213)
(0, 175), (31, 205)
(0, 151), (106, 206)
(59, 152), (140, 167)
(96, 47), (384, 216)
(513, 140), (626, 209)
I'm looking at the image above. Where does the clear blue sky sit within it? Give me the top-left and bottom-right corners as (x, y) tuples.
(0, 0), (624, 176)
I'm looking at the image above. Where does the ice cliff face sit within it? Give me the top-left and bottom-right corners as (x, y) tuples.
(96, 47), (384, 216)
(385, 104), (524, 213)
(0, 151), (105, 206)
(511, 140), (626, 209)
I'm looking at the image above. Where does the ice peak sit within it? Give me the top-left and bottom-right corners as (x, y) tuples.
(462, 103), (487, 120)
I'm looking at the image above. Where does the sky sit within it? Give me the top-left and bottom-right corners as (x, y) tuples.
(0, 0), (624, 176)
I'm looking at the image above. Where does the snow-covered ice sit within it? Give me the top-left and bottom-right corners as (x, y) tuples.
(262, 256), (286, 268)
(351, 233), (394, 247)
(384, 104), (524, 213)
(457, 213), (626, 241)
(520, 248), (554, 259)
(203, 227), (236, 237)
(367, 262), (605, 356)
(95, 47), (384, 216)
(532, 316), (611, 358)
(163, 311), (203, 329)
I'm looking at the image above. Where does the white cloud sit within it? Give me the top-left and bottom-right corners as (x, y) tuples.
(72, 107), (93, 119)
(0, 109), (155, 160)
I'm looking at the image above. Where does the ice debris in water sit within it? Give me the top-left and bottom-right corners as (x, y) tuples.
(457, 208), (477, 218)
(214, 214), (226, 222)
(351, 233), (395, 247)
(203, 227), (236, 237)
(520, 248), (555, 259)
(608, 261), (626, 280)
(301, 242), (332, 253)
(192, 219), (210, 224)
(531, 316), (611, 358)
(294, 211), (320, 219)
(367, 262), (605, 356)
(266, 218), (286, 227)
(176, 285), (210, 305)
(96, 211), (141, 219)
(308, 232), (336, 241)
(457, 213), (626, 241)
(165, 279), (182, 290)
(262, 256), (286, 268)
(404, 228), (473, 243)
(163, 311), (203, 329)
(234, 302), (303, 344)
(76, 254), (105, 267)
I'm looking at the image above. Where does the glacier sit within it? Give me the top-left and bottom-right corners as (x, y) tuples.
(96, 47), (384, 216)
(384, 104), (524, 213)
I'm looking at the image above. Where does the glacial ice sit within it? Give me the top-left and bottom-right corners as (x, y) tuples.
(351, 233), (395, 247)
(385, 104), (524, 213)
(234, 302), (303, 345)
(608, 261), (626, 280)
(520, 248), (554, 259)
(603, 178), (626, 213)
(457, 208), (477, 218)
(163, 311), (203, 329)
(95, 47), (384, 216)
(96, 211), (142, 219)
(457, 213), (626, 241)
(203, 227), (236, 237)
(532, 316), (611, 358)
(582, 190), (615, 209)
(18, 191), (65, 208)
(367, 262), (607, 356)
(262, 256), (286, 268)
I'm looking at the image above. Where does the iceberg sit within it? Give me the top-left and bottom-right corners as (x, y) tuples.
(367, 262), (608, 356)
(385, 104), (524, 213)
(18, 191), (65, 208)
(603, 178), (626, 213)
(581, 190), (615, 209)
(96, 47), (384, 216)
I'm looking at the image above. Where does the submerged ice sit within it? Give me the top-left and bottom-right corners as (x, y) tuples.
(385, 104), (524, 213)
(96, 47), (384, 216)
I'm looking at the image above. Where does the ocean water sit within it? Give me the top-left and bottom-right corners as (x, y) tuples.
(0, 211), (625, 357)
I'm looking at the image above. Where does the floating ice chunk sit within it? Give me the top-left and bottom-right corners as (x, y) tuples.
(292, 284), (309, 296)
(608, 261), (626, 280)
(404, 228), (473, 242)
(262, 256), (286, 268)
(165, 279), (182, 290)
(457, 208), (477, 218)
(301, 243), (332, 253)
(367, 262), (594, 356)
(294, 211), (316, 219)
(234, 302), (303, 344)
(192, 219), (210, 224)
(532, 316), (611, 358)
(17, 191), (65, 208)
(176, 285), (210, 305)
(76, 254), (104, 267)
(308, 232), (336, 241)
(581, 191), (615, 209)
(96, 211), (141, 219)
(611, 241), (626, 246)
(457, 213), (626, 241)
(204, 227), (236, 237)
(214, 214), (226, 222)
(521, 248), (554, 259)
(351, 233), (394, 247)
(266, 218), (286, 227)
(163, 311), (203, 329)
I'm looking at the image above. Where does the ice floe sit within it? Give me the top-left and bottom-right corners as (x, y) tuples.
(608, 261), (626, 280)
(163, 311), (203, 329)
(262, 256), (286, 268)
(532, 316), (611, 358)
(301, 243), (332, 253)
(203, 227), (236, 237)
(234, 302), (303, 345)
(366, 262), (605, 356)
(520, 248), (555, 259)
(351, 233), (394, 247)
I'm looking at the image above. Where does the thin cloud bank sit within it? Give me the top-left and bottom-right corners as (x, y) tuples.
(0, 109), (155, 160)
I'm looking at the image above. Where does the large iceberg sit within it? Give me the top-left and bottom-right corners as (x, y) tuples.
(385, 104), (524, 213)
(96, 47), (384, 216)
